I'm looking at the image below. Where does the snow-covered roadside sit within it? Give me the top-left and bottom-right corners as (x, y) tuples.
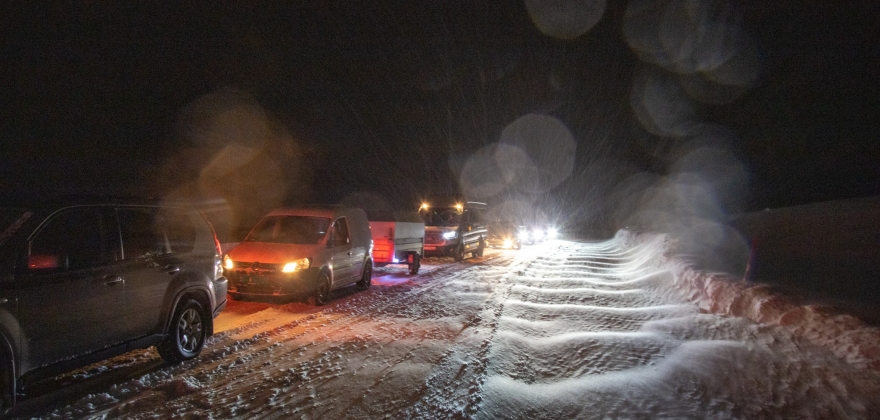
(11, 235), (880, 418)
(617, 229), (880, 371)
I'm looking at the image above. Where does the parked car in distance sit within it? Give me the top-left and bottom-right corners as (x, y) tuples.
(419, 200), (488, 262)
(0, 198), (228, 411)
(487, 220), (523, 250)
(223, 206), (372, 305)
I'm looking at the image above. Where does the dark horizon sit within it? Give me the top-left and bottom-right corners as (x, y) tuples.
(3, 1), (878, 232)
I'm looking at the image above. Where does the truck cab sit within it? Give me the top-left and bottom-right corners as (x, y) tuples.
(419, 200), (488, 262)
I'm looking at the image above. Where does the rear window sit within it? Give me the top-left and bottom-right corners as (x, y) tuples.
(0, 208), (32, 247)
(245, 216), (330, 244)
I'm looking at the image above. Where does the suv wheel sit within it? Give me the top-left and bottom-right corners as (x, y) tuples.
(356, 262), (372, 290)
(158, 299), (207, 364)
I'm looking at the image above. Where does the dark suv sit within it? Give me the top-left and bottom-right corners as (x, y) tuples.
(0, 199), (228, 410)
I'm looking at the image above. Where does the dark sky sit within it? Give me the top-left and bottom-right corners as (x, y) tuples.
(2, 1), (878, 231)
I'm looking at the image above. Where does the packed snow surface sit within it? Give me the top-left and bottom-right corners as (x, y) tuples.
(12, 232), (880, 419)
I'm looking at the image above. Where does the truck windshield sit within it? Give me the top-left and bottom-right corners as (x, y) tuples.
(245, 216), (331, 244)
(0, 208), (32, 247)
(420, 207), (461, 227)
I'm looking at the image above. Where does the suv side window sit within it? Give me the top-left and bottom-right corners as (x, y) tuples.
(30, 207), (106, 270)
(157, 208), (196, 254)
(117, 207), (163, 260)
(114, 206), (197, 260)
(328, 217), (350, 247)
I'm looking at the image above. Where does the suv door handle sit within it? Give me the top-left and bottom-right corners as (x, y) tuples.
(103, 276), (124, 286)
(165, 265), (181, 275)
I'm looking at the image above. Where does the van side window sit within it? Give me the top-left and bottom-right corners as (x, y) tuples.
(329, 218), (350, 247)
(31, 207), (105, 270)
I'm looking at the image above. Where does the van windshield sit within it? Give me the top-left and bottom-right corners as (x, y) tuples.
(245, 216), (331, 244)
(420, 207), (461, 227)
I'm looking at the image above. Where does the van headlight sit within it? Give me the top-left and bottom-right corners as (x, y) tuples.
(442, 230), (457, 239)
(282, 258), (311, 273)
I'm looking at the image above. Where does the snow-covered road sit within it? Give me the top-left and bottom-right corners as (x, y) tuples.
(13, 235), (880, 419)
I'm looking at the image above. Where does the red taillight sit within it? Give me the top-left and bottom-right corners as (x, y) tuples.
(213, 234), (223, 256)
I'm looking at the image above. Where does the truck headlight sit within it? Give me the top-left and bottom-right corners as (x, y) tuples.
(442, 231), (457, 239)
(282, 258), (311, 273)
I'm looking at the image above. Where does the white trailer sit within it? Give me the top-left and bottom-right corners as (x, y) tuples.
(366, 210), (425, 275)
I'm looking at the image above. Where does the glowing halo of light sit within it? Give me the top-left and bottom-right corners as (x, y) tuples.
(630, 68), (700, 137)
(498, 114), (576, 194)
(525, 0), (607, 40)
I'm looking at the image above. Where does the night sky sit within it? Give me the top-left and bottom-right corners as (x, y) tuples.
(2, 1), (878, 234)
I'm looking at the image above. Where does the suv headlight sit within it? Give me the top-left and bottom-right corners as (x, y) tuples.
(442, 230), (457, 239)
(282, 258), (311, 273)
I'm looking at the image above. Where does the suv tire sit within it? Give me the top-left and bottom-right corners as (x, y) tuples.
(158, 299), (208, 364)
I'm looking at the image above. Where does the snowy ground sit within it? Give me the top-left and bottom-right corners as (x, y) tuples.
(9, 233), (880, 419)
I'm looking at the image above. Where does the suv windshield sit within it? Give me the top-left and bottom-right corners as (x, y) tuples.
(420, 207), (461, 227)
(245, 216), (330, 244)
(0, 207), (32, 247)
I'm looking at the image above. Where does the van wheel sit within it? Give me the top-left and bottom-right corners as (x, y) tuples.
(408, 254), (420, 275)
(313, 272), (332, 306)
(474, 237), (485, 257)
(453, 244), (464, 262)
(158, 299), (207, 364)
(356, 262), (372, 290)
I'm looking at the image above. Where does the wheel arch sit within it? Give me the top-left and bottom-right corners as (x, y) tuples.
(164, 287), (214, 338)
(0, 332), (17, 409)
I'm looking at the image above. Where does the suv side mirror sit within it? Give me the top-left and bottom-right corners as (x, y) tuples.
(28, 254), (68, 271)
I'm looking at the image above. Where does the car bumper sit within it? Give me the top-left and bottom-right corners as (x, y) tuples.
(227, 267), (320, 296)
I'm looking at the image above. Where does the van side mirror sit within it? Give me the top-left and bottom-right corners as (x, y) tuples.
(28, 254), (68, 271)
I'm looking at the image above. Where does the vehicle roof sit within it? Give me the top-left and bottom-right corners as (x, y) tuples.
(266, 205), (352, 218)
(0, 194), (196, 211)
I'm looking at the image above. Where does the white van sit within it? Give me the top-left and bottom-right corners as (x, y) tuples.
(223, 206), (373, 305)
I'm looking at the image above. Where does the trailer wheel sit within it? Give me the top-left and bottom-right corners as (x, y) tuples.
(408, 253), (420, 275)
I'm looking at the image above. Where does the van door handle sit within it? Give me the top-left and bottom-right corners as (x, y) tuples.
(165, 265), (181, 275)
(103, 276), (124, 286)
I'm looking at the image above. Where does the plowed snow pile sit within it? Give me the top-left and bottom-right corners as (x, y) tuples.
(14, 232), (880, 419)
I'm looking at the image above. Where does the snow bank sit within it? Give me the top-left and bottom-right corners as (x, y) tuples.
(617, 229), (880, 372)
